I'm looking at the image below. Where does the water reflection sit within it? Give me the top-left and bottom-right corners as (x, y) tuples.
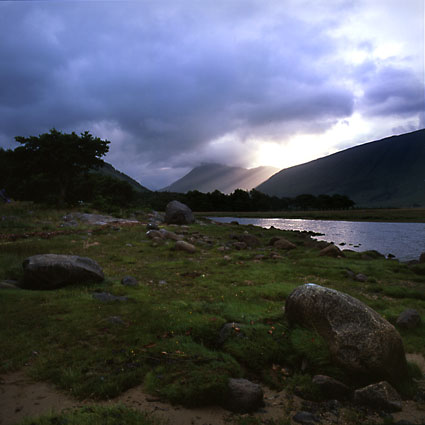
(210, 217), (425, 262)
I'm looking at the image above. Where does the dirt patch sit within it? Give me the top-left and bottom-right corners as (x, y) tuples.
(0, 370), (294, 425)
(1, 370), (425, 425)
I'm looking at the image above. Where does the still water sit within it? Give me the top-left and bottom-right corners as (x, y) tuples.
(209, 217), (425, 262)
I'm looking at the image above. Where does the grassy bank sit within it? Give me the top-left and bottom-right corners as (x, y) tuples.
(1, 202), (424, 424)
(199, 208), (425, 223)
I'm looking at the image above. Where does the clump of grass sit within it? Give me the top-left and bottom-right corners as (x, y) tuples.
(17, 405), (165, 425)
(144, 338), (240, 406)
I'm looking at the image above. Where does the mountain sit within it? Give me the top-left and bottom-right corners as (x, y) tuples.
(96, 163), (150, 193)
(161, 163), (278, 194)
(256, 129), (425, 207)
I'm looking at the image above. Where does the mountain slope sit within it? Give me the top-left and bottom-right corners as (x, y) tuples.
(95, 163), (150, 193)
(257, 129), (425, 207)
(161, 164), (278, 194)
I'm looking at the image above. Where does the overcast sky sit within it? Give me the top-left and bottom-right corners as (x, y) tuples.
(1, 0), (424, 189)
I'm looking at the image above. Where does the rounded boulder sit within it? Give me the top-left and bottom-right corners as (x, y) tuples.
(22, 254), (104, 290)
(285, 284), (408, 386)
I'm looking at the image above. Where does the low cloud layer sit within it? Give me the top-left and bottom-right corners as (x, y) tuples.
(0, 0), (423, 189)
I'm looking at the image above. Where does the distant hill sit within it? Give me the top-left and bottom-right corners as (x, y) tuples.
(95, 163), (150, 193)
(161, 163), (278, 194)
(257, 129), (425, 208)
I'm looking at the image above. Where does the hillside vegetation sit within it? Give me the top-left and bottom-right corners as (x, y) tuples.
(257, 129), (425, 208)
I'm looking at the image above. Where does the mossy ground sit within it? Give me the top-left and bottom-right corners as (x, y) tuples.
(1, 202), (424, 424)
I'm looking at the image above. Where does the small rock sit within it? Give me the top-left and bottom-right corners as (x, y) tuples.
(223, 255), (232, 261)
(146, 222), (159, 231)
(273, 238), (297, 250)
(160, 229), (182, 241)
(0, 280), (20, 289)
(354, 381), (402, 412)
(158, 280), (167, 286)
(175, 240), (196, 253)
(312, 375), (351, 400)
(107, 316), (125, 325)
(92, 292), (129, 302)
(146, 230), (164, 239)
(233, 242), (247, 250)
(396, 309), (422, 330)
(319, 244), (345, 258)
(218, 322), (244, 345)
(226, 378), (264, 413)
(121, 276), (138, 286)
(355, 273), (368, 282)
(293, 411), (320, 424)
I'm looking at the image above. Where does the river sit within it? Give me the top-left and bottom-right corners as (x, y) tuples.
(209, 217), (425, 262)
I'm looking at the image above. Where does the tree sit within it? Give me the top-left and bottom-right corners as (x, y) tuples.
(14, 129), (110, 205)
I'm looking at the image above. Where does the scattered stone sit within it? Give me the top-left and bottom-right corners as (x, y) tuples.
(237, 234), (261, 248)
(354, 381), (402, 412)
(175, 240), (196, 253)
(268, 237), (281, 246)
(226, 378), (264, 413)
(164, 200), (195, 225)
(223, 255), (232, 261)
(63, 212), (138, 226)
(345, 269), (356, 279)
(254, 254), (266, 261)
(158, 280), (168, 285)
(396, 309), (422, 330)
(92, 292), (128, 302)
(107, 316), (126, 325)
(146, 222), (159, 231)
(319, 244), (345, 258)
(0, 280), (20, 289)
(151, 237), (165, 246)
(273, 238), (297, 250)
(121, 276), (138, 286)
(355, 273), (368, 282)
(146, 230), (164, 239)
(160, 229), (182, 241)
(22, 254), (104, 290)
(293, 411), (321, 424)
(218, 322), (245, 345)
(312, 375), (352, 400)
(233, 242), (247, 250)
(285, 284), (409, 386)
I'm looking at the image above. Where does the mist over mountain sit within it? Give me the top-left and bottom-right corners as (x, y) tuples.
(257, 129), (425, 208)
(161, 164), (278, 194)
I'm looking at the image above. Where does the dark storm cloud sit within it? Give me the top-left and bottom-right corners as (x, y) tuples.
(359, 66), (425, 119)
(0, 2), (352, 152)
(0, 0), (422, 188)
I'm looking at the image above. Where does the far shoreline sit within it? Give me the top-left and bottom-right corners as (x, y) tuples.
(197, 208), (425, 223)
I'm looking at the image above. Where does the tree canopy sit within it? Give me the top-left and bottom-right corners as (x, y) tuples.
(1, 129), (110, 204)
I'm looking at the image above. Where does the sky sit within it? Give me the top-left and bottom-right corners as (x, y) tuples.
(0, 0), (424, 189)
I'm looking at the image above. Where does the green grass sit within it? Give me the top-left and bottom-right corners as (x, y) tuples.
(1, 201), (424, 409)
(17, 405), (165, 425)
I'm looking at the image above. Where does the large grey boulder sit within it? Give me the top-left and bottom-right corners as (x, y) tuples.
(164, 200), (195, 225)
(285, 284), (409, 386)
(22, 254), (104, 289)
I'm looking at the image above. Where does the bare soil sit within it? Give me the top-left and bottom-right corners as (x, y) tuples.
(1, 368), (425, 425)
